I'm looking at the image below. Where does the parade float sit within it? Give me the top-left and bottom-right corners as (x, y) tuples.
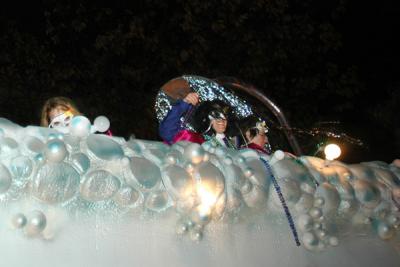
(1, 76), (399, 267)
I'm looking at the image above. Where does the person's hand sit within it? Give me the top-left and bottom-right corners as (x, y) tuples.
(183, 92), (199, 106)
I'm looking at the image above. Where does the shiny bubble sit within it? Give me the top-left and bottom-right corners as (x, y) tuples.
(243, 184), (268, 209)
(176, 222), (189, 235)
(315, 229), (327, 240)
(302, 232), (318, 251)
(377, 222), (395, 240)
(315, 182), (340, 216)
(353, 179), (381, 209)
(44, 139), (68, 163)
(297, 214), (314, 232)
(183, 143), (205, 164)
(32, 163), (80, 203)
(87, 134), (124, 161)
(193, 162), (225, 199)
(23, 136), (44, 154)
(0, 163), (12, 193)
(145, 190), (170, 212)
(24, 211), (47, 236)
(295, 193), (314, 213)
(93, 116), (110, 133)
(130, 157), (161, 190)
(70, 153), (90, 174)
(329, 236), (339, 246)
(163, 165), (194, 199)
(69, 116), (91, 138)
(114, 185), (141, 206)
(189, 228), (203, 242)
(11, 213), (27, 229)
(309, 207), (323, 219)
(10, 156), (33, 178)
(80, 170), (121, 201)
(314, 197), (325, 207)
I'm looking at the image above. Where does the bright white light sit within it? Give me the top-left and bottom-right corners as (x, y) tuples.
(324, 144), (341, 160)
(197, 185), (217, 208)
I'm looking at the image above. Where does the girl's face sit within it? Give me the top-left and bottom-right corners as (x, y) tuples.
(48, 106), (73, 128)
(211, 118), (227, 134)
(247, 130), (268, 147)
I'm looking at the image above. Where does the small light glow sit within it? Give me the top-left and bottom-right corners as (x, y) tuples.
(324, 144), (341, 160)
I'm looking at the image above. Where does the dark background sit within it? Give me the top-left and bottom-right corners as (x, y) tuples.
(0, 0), (399, 163)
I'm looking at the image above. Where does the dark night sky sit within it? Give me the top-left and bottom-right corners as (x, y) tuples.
(1, 0), (399, 163)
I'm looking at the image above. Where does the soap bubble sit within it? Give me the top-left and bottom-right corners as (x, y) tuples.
(162, 165), (194, 199)
(24, 210), (47, 236)
(353, 179), (381, 209)
(11, 213), (27, 229)
(80, 170), (121, 201)
(69, 116), (91, 138)
(377, 221), (395, 240)
(0, 163), (12, 193)
(297, 214), (314, 232)
(145, 190), (170, 212)
(32, 163), (80, 203)
(44, 139), (68, 163)
(23, 136), (44, 154)
(183, 143), (205, 164)
(130, 157), (161, 190)
(93, 116), (110, 133)
(113, 185), (141, 206)
(70, 153), (90, 174)
(86, 134), (124, 161)
(10, 156), (33, 178)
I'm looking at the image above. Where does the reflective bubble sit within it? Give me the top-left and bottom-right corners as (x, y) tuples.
(183, 143), (205, 164)
(242, 184), (268, 209)
(113, 185), (141, 206)
(93, 116), (110, 133)
(44, 139), (68, 163)
(163, 165), (194, 199)
(193, 162), (225, 199)
(70, 153), (90, 174)
(145, 190), (170, 212)
(24, 210), (47, 236)
(23, 136), (44, 154)
(315, 182), (340, 216)
(69, 116), (91, 138)
(11, 213), (27, 229)
(176, 222), (189, 235)
(302, 232), (319, 251)
(309, 207), (323, 219)
(80, 170), (121, 201)
(297, 214), (314, 232)
(0, 137), (18, 157)
(32, 163), (80, 203)
(329, 236), (339, 246)
(130, 157), (161, 190)
(189, 228), (203, 242)
(295, 193), (314, 213)
(87, 134), (124, 161)
(10, 156), (33, 178)
(377, 221), (395, 240)
(0, 163), (12, 193)
(353, 179), (381, 209)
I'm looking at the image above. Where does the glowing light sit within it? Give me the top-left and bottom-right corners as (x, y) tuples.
(197, 184), (217, 216)
(324, 144), (341, 160)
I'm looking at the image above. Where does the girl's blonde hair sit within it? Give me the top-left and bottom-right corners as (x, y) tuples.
(40, 97), (81, 127)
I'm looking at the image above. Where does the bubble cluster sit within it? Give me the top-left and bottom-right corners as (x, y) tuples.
(0, 117), (399, 253)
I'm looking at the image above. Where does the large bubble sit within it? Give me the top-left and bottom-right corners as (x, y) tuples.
(69, 116), (91, 138)
(129, 157), (161, 190)
(0, 163), (12, 193)
(145, 190), (170, 212)
(32, 163), (80, 203)
(70, 153), (90, 174)
(10, 156), (33, 178)
(87, 134), (124, 161)
(80, 170), (121, 201)
(162, 165), (194, 199)
(44, 139), (68, 163)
